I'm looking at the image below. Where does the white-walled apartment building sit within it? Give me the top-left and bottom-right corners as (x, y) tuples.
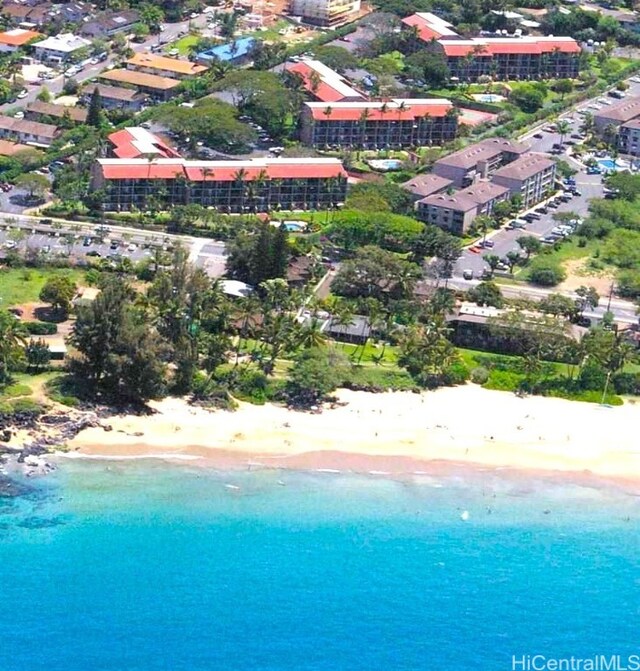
(33, 33), (91, 64)
(289, 0), (361, 26)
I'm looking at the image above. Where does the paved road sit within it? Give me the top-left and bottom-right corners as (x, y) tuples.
(0, 214), (227, 279)
(441, 277), (639, 326)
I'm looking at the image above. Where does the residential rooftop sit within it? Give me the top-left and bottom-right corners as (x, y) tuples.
(0, 138), (35, 155)
(401, 12), (460, 41)
(492, 152), (555, 180)
(304, 98), (453, 121)
(126, 52), (208, 77)
(593, 96), (640, 123)
(434, 137), (529, 170)
(82, 83), (145, 102)
(95, 157), (347, 181)
(621, 118), (640, 130)
(285, 58), (365, 103)
(99, 69), (182, 91)
(438, 36), (580, 56)
(107, 127), (181, 159)
(26, 101), (87, 122)
(196, 37), (256, 63)
(0, 28), (42, 46)
(418, 180), (509, 211)
(402, 173), (454, 197)
(33, 33), (91, 52)
(0, 115), (58, 139)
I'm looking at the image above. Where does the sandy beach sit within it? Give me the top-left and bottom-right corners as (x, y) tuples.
(63, 385), (640, 482)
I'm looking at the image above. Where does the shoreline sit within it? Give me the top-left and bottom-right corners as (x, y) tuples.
(61, 385), (640, 485)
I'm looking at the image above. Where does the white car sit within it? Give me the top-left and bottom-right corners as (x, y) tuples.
(17, 89), (28, 99)
(127, 243), (137, 252)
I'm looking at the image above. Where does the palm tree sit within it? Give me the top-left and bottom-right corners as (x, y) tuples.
(556, 119), (571, 147)
(357, 107), (371, 150)
(323, 105), (333, 121)
(309, 70), (321, 96)
(233, 168), (248, 212)
(297, 316), (328, 349)
(0, 311), (27, 384)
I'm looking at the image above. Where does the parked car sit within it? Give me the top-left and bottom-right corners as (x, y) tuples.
(586, 166), (602, 175)
(82, 236), (92, 246)
(17, 89), (28, 99)
(479, 239), (495, 248)
(541, 235), (560, 244)
(462, 269), (474, 280)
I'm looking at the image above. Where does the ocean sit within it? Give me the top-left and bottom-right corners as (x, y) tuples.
(1, 459), (639, 671)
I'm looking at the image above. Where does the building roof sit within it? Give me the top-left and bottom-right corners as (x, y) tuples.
(82, 83), (144, 102)
(221, 279), (253, 297)
(107, 127), (181, 159)
(434, 137), (529, 170)
(401, 12), (459, 41)
(418, 191), (479, 212)
(593, 96), (640, 124)
(458, 181), (510, 205)
(0, 115), (58, 139)
(402, 173), (454, 197)
(100, 69), (182, 91)
(81, 9), (139, 34)
(438, 35), (580, 56)
(621, 118), (640, 130)
(197, 37), (256, 63)
(0, 28), (41, 46)
(326, 314), (372, 339)
(96, 157), (347, 181)
(126, 52), (207, 77)
(304, 98), (453, 122)
(0, 138), (34, 155)
(1, 4), (32, 20)
(419, 180), (509, 211)
(492, 152), (555, 180)
(26, 101), (87, 122)
(285, 58), (365, 103)
(33, 33), (90, 53)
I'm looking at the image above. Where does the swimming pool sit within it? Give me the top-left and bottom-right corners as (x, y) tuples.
(598, 159), (617, 171)
(368, 159), (403, 171)
(471, 93), (506, 103)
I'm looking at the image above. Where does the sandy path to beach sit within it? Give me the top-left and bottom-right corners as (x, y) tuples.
(65, 386), (640, 480)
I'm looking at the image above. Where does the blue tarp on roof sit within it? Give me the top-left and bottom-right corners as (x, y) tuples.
(197, 37), (256, 63)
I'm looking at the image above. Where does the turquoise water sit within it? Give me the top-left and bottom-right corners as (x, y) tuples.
(1, 461), (640, 671)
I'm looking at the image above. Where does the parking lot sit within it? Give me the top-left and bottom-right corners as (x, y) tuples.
(0, 218), (227, 277)
(454, 167), (604, 278)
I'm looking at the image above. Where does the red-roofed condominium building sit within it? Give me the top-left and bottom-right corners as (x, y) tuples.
(401, 12), (461, 50)
(300, 99), (458, 149)
(433, 36), (581, 82)
(284, 58), (365, 103)
(91, 158), (348, 213)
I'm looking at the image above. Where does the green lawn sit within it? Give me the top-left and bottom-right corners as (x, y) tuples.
(169, 34), (199, 56)
(0, 267), (86, 307)
(458, 347), (624, 404)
